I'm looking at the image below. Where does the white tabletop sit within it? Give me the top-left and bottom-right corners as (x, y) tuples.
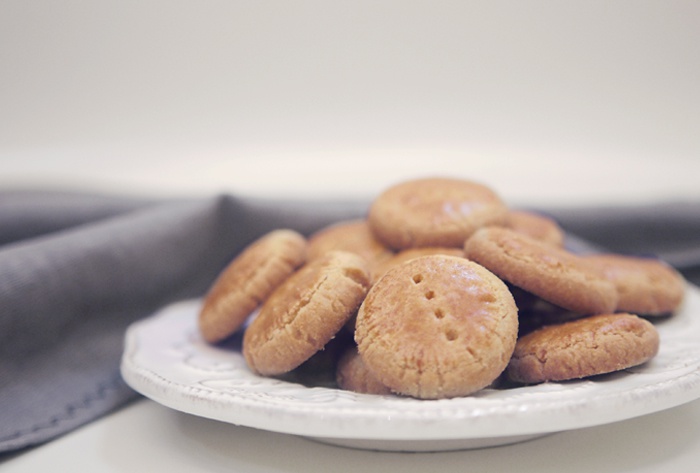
(3, 397), (700, 472)
(2, 1), (700, 471)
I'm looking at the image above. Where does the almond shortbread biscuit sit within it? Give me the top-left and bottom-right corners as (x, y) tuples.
(507, 313), (660, 384)
(464, 227), (618, 315)
(243, 251), (370, 376)
(586, 254), (685, 316)
(368, 177), (508, 250)
(198, 229), (306, 343)
(355, 255), (518, 399)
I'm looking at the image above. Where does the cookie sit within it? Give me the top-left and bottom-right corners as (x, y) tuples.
(586, 254), (685, 316)
(198, 229), (306, 343)
(307, 219), (393, 276)
(464, 227), (618, 315)
(368, 177), (508, 250)
(505, 210), (565, 247)
(506, 313), (660, 384)
(243, 251), (371, 376)
(370, 246), (465, 284)
(355, 255), (518, 399)
(336, 346), (392, 395)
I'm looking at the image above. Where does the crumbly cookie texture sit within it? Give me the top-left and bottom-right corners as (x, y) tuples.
(464, 227), (618, 315)
(198, 229), (307, 343)
(243, 251), (370, 376)
(506, 313), (660, 384)
(368, 177), (508, 250)
(586, 254), (686, 316)
(355, 255), (518, 399)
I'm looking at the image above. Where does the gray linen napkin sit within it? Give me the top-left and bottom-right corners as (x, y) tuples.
(543, 202), (700, 283)
(0, 191), (698, 454)
(0, 192), (366, 453)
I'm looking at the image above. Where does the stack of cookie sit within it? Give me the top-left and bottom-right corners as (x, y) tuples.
(198, 177), (686, 400)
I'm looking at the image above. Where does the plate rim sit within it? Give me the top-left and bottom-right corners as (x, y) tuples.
(121, 285), (700, 442)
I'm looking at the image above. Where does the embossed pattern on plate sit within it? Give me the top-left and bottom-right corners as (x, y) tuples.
(121, 285), (700, 451)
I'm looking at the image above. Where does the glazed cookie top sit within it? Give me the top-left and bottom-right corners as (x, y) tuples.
(586, 254), (685, 315)
(198, 229), (306, 344)
(355, 255), (518, 399)
(464, 227), (618, 315)
(367, 177), (508, 250)
(507, 313), (660, 384)
(307, 219), (393, 272)
(243, 250), (370, 376)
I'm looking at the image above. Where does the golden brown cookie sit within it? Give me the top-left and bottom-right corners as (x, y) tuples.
(243, 251), (371, 376)
(307, 219), (393, 276)
(367, 177), (508, 250)
(336, 346), (392, 395)
(370, 246), (465, 284)
(355, 255), (518, 399)
(464, 227), (618, 315)
(198, 229), (306, 343)
(505, 210), (565, 247)
(506, 313), (660, 384)
(586, 254), (685, 316)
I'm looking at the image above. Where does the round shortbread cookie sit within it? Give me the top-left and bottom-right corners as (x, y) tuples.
(243, 251), (371, 376)
(586, 254), (685, 316)
(368, 177), (508, 250)
(198, 229), (306, 343)
(464, 227), (618, 315)
(505, 210), (565, 247)
(307, 219), (393, 275)
(370, 246), (465, 284)
(355, 255), (519, 399)
(506, 313), (660, 384)
(336, 346), (392, 395)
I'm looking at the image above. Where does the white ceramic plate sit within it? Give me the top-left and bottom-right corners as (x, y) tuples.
(121, 285), (700, 452)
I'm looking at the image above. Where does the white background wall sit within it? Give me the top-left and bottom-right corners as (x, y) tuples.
(1, 1), (698, 206)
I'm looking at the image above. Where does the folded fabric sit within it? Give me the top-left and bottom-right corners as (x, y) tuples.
(0, 191), (698, 454)
(543, 202), (700, 283)
(0, 192), (366, 454)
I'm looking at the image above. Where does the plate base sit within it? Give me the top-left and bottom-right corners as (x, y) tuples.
(305, 432), (553, 452)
